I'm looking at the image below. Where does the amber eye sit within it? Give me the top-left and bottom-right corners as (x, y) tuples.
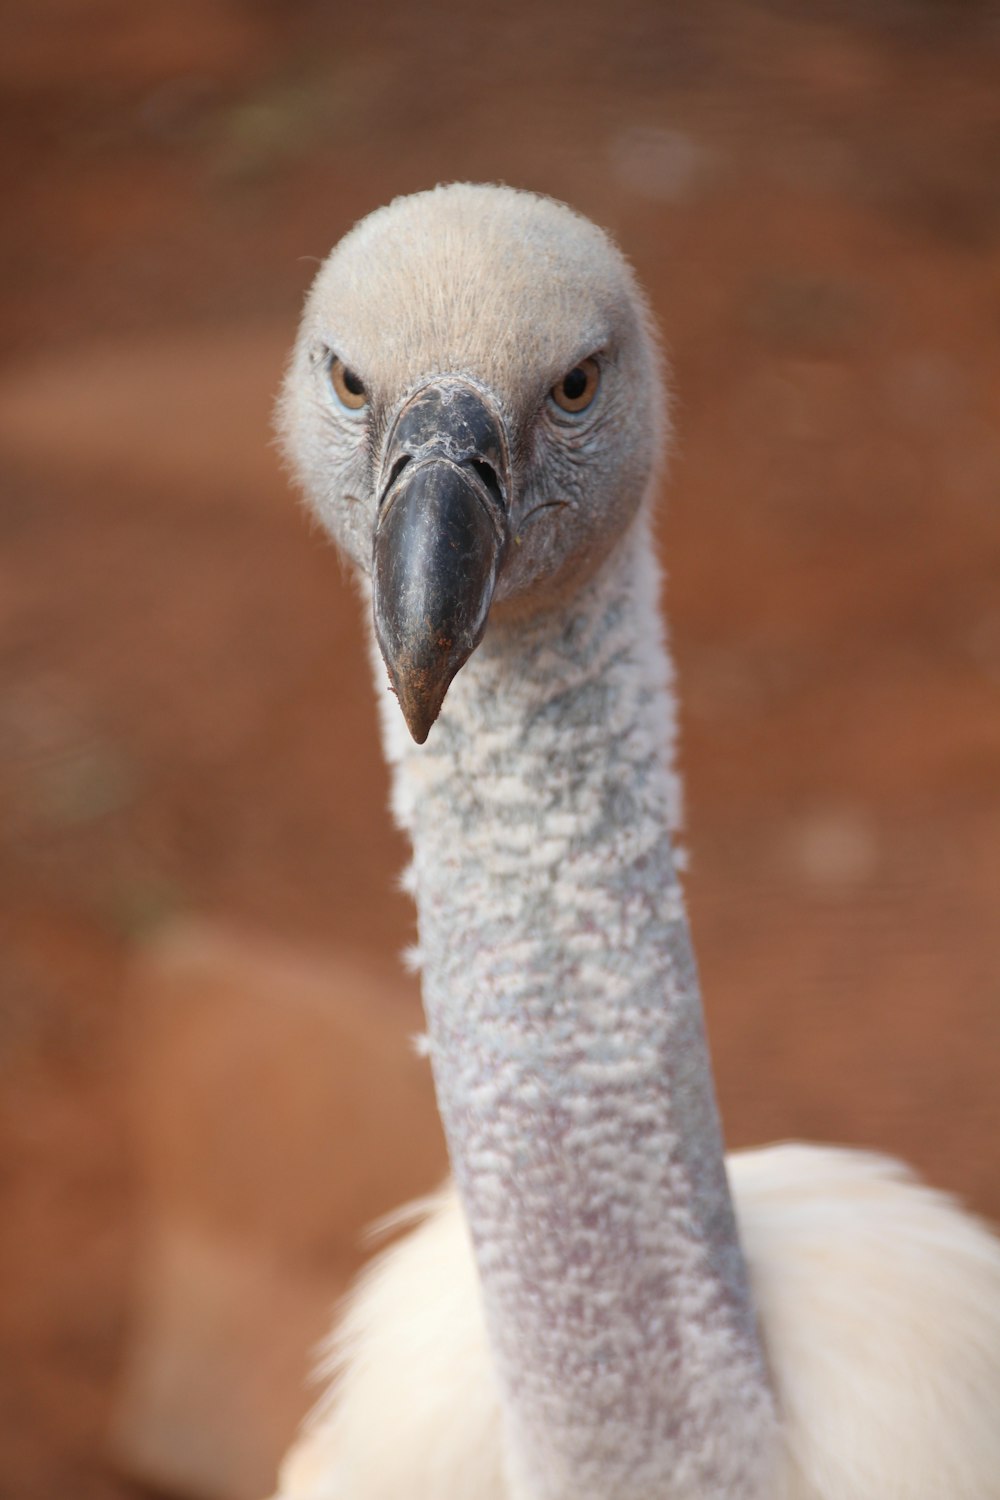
(550, 356), (600, 414)
(329, 356), (368, 411)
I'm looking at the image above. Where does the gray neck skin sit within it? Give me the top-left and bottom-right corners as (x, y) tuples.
(380, 516), (777, 1500)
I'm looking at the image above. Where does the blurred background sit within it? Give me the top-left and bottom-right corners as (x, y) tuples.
(2, 1), (1000, 1496)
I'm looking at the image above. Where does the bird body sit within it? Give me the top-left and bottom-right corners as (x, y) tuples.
(279, 1145), (1000, 1500)
(274, 184), (1000, 1500)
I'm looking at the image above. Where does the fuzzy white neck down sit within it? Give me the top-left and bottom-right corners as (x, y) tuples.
(378, 514), (779, 1500)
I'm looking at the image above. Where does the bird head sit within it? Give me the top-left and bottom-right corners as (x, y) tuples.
(278, 183), (665, 742)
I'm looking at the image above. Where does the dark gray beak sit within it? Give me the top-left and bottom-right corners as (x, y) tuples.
(372, 380), (511, 743)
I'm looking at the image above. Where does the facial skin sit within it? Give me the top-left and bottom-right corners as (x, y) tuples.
(277, 184), (666, 736)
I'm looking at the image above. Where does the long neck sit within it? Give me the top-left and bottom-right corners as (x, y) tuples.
(379, 515), (777, 1500)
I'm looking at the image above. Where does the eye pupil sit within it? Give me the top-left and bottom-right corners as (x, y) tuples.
(343, 367), (364, 396)
(562, 367), (587, 401)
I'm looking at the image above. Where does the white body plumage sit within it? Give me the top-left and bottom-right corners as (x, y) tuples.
(278, 1145), (1000, 1500)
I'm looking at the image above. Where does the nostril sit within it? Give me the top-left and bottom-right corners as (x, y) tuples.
(470, 458), (504, 511)
(387, 453), (413, 490)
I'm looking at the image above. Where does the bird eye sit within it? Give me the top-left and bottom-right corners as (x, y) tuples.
(550, 356), (600, 414)
(329, 355), (368, 411)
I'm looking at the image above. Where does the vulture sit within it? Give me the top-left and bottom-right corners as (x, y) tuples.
(272, 183), (1000, 1500)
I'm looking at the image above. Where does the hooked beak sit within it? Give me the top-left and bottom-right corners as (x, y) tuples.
(372, 380), (511, 743)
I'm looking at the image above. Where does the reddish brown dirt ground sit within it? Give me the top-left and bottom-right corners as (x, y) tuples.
(2, 2), (1000, 1496)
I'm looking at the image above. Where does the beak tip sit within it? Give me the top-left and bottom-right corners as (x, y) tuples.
(400, 694), (434, 744)
(386, 656), (453, 745)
